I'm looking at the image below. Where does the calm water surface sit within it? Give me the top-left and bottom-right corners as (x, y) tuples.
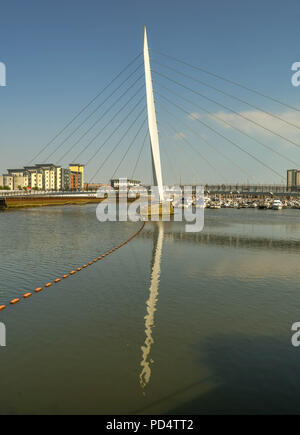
(1, 205), (300, 414)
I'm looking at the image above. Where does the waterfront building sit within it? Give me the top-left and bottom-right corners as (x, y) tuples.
(2, 175), (13, 190)
(61, 168), (71, 191)
(84, 183), (108, 191)
(69, 171), (83, 190)
(287, 169), (300, 191)
(69, 164), (84, 189)
(110, 178), (141, 191)
(28, 164), (62, 190)
(7, 168), (27, 177)
(13, 175), (29, 190)
(29, 170), (43, 190)
(2, 163), (85, 191)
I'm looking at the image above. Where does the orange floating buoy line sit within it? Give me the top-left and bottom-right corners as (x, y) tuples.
(23, 292), (32, 299)
(0, 221), (145, 312)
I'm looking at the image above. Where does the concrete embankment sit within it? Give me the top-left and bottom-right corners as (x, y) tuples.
(3, 195), (139, 209)
(5, 196), (104, 209)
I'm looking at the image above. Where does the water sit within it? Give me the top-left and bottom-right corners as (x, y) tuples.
(1, 205), (300, 414)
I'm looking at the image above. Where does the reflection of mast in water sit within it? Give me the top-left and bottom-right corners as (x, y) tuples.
(139, 222), (164, 391)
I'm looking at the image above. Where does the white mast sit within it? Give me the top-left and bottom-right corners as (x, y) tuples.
(143, 26), (164, 202)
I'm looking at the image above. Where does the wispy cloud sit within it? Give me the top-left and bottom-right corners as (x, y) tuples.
(188, 112), (201, 121)
(187, 109), (300, 147)
(174, 132), (185, 140)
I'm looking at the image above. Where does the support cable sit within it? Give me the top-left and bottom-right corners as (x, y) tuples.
(153, 70), (300, 149)
(159, 120), (229, 184)
(45, 64), (143, 162)
(151, 49), (300, 112)
(56, 77), (144, 164)
(157, 123), (204, 184)
(88, 104), (147, 182)
(151, 58), (300, 131)
(131, 130), (149, 179)
(111, 116), (147, 179)
(157, 100), (257, 183)
(155, 81), (300, 168)
(72, 89), (145, 164)
(156, 92), (286, 181)
(159, 136), (178, 184)
(28, 52), (142, 164)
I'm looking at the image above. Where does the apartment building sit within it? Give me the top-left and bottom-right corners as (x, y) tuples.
(2, 163), (85, 191)
(69, 164), (84, 190)
(70, 171), (83, 190)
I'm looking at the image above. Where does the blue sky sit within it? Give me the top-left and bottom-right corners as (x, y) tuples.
(1, 0), (300, 184)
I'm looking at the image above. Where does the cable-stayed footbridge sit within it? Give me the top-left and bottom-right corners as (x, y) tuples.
(2, 27), (300, 199)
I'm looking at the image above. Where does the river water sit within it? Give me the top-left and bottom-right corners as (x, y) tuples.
(1, 205), (300, 414)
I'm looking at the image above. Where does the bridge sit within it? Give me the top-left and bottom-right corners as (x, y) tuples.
(1, 27), (300, 205)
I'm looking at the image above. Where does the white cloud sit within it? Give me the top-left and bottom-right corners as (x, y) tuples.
(174, 132), (185, 140)
(188, 109), (300, 147)
(188, 112), (201, 120)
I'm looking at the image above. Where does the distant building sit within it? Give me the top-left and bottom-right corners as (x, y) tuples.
(61, 168), (71, 191)
(287, 169), (300, 191)
(2, 162), (85, 191)
(23, 164), (62, 190)
(13, 175), (29, 190)
(84, 183), (108, 191)
(110, 178), (141, 191)
(1, 175), (13, 190)
(6, 168), (27, 177)
(69, 164), (84, 190)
